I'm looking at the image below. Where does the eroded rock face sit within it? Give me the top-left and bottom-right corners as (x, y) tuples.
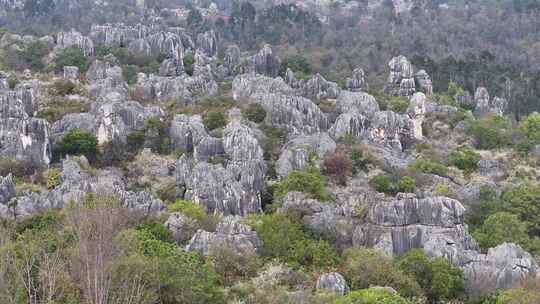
(185, 216), (261, 255)
(473, 87), (508, 117)
(0, 89), (51, 166)
(232, 73), (293, 101)
(165, 212), (197, 243)
(170, 114), (208, 153)
(63, 66), (79, 81)
(300, 73), (341, 100)
(177, 156), (262, 216)
(86, 59), (128, 102)
(276, 133), (336, 178)
(243, 44), (281, 77)
(134, 73), (218, 105)
(0, 174), (15, 205)
(407, 92), (426, 140)
(386, 55), (415, 98)
(415, 69), (433, 96)
(90, 23), (150, 48)
(55, 29), (94, 56)
(316, 272), (349, 296)
(2, 157), (165, 220)
(345, 67), (368, 92)
(336, 91), (379, 117)
(196, 30), (218, 57)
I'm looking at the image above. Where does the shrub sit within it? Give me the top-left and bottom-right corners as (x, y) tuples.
(57, 128), (98, 160)
(18, 41), (49, 71)
(279, 55), (312, 78)
(349, 147), (370, 174)
(496, 288), (540, 304)
(336, 288), (413, 304)
(502, 184), (540, 236)
(409, 157), (448, 177)
(398, 249), (465, 302)
(209, 243), (259, 286)
(203, 110), (228, 131)
(370, 175), (416, 195)
(135, 220), (173, 243)
(54, 47), (90, 73)
(122, 64), (139, 85)
(521, 112), (540, 143)
(243, 103), (267, 123)
(467, 115), (511, 150)
(46, 168), (61, 189)
(0, 158), (36, 177)
(472, 212), (530, 252)
(7, 75), (19, 89)
(449, 148), (481, 174)
(434, 183), (454, 197)
(341, 248), (422, 298)
(36, 97), (90, 123)
(323, 150), (352, 186)
(274, 166), (330, 201)
(183, 53), (195, 76)
(168, 200), (207, 222)
(48, 79), (77, 96)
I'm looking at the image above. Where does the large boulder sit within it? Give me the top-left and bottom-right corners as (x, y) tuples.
(165, 212), (198, 243)
(336, 91), (379, 117)
(242, 44), (281, 77)
(55, 29), (94, 56)
(232, 73), (293, 101)
(345, 67), (368, 92)
(473, 87), (507, 117)
(186, 216), (261, 255)
(407, 92), (427, 140)
(169, 114), (209, 153)
(0, 174), (15, 205)
(414, 69), (433, 96)
(276, 133), (336, 177)
(386, 55), (415, 98)
(316, 272), (349, 296)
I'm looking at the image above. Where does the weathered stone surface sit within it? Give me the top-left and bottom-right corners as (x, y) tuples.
(462, 243), (539, 295)
(90, 23), (150, 48)
(196, 30), (218, 57)
(414, 69), (433, 95)
(300, 73), (341, 100)
(169, 114), (209, 153)
(86, 59), (128, 102)
(0, 174), (15, 205)
(63, 66), (79, 81)
(224, 44), (241, 73)
(473, 87), (507, 117)
(186, 216), (261, 255)
(386, 55), (415, 98)
(345, 67), (368, 92)
(243, 44), (281, 77)
(177, 156), (262, 215)
(336, 91), (379, 117)
(55, 29), (94, 56)
(0, 89), (51, 166)
(232, 73), (293, 101)
(407, 92), (426, 140)
(51, 113), (97, 143)
(276, 133), (336, 177)
(316, 272), (349, 296)
(165, 212), (197, 243)
(134, 73), (218, 105)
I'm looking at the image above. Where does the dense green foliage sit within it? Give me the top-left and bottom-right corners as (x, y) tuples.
(274, 166), (330, 201)
(409, 157), (449, 177)
(56, 128), (98, 160)
(168, 200), (208, 222)
(449, 148), (481, 174)
(203, 110), (228, 131)
(242, 103), (267, 123)
(467, 115), (511, 150)
(398, 250), (465, 302)
(54, 47), (90, 73)
(336, 288), (413, 304)
(369, 175), (416, 195)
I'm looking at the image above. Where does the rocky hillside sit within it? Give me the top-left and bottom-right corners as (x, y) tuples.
(0, 1), (539, 304)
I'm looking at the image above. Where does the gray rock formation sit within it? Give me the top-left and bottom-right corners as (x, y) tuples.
(86, 59), (128, 102)
(63, 66), (79, 81)
(224, 44), (241, 73)
(196, 30), (218, 57)
(169, 114), (209, 153)
(316, 272), (349, 296)
(232, 73), (293, 101)
(0, 174), (15, 205)
(176, 156), (262, 215)
(407, 92), (426, 140)
(0, 89), (51, 166)
(90, 23), (150, 48)
(300, 73), (340, 100)
(345, 67), (368, 92)
(276, 133), (336, 177)
(165, 212), (197, 243)
(243, 44), (281, 77)
(473, 87), (508, 117)
(415, 69), (433, 96)
(134, 72), (218, 105)
(55, 29), (94, 56)
(386, 55), (415, 98)
(186, 216), (261, 255)
(336, 91), (379, 117)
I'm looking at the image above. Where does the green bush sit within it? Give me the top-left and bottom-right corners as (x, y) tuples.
(521, 112), (540, 143)
(398, 249), (465, 302)
(203, 111), (228, 131)
(122, 64), (139, 85)
(46, 168), (61, 189)
(495, 288), (540, 304)
(341, 248), (422, 298)
(502, 184), (540, 236)
(168, 200), (207, 222)
(251, 213), (339, 270)
(18, 41), (49, 71)
(349, 147), (369, 174)
(449, 148), (481, 174)
(7, 75), (19, 89)
(370, 175), (416, 195)
(274, 166), (330, 201)
(135, 220), (173, 244)
(48, 79), (77, 96)
(472, 212), (532, 252)
(243, 103), (267, 123)
(336, 288), (413, 304)
(183, 53), (195, 76)
(467, 115), (511, 150)
(36, 97), (90, 123)
(409, 157), (448, 177)
(57, 128), (98, 159)
(54, 47), (90, 73)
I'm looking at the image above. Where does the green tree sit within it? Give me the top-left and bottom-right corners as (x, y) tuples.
(55, 47), (90, 73)
(473, 212), (530, 250)
(243, 103), (267, 123)
(274, 166), (330, 201)
(341, 248), (422, 298)
(449, 148), (481, 174)
(203, 111), (228, 131)
(57, 128), (98, 160)
(521, 112), (540, 143)
(336, 288), (413, 304)
(502, 184), (540, 236)
(398, 250), (465, 302)
(19, 41), (49, 71)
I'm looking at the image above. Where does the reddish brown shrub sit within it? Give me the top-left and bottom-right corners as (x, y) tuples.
(323, 150), (352, 186)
